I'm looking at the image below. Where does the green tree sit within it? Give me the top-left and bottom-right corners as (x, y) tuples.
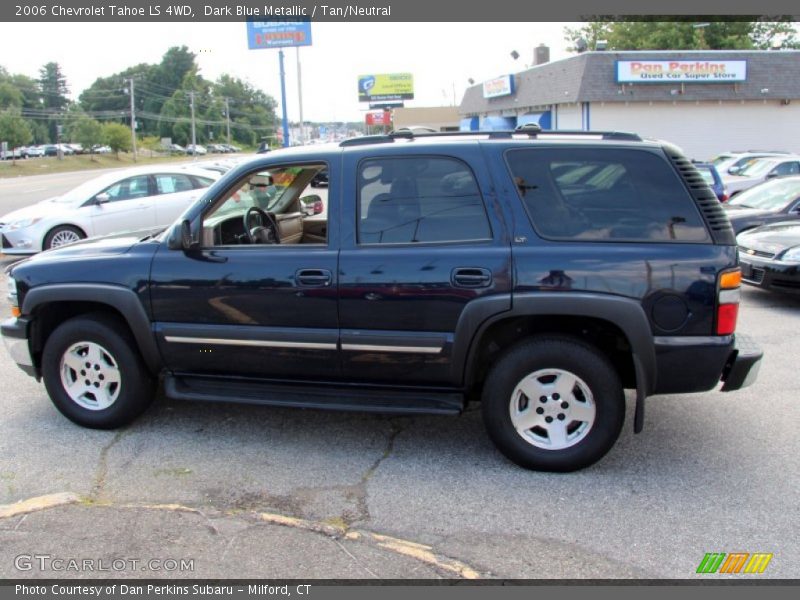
(39, 62), (70, 142)
(79, 63), (155, 135)
(751, 19), (800, 49)
(69, 117), (104, 160)
(102, 122), (131, 157)
(564, 20), (799, 52)
(0, 111), (33, 165)
(213, 74), (278, 146)
(0, 81), (24, 109)
(9, 73), (44, 110)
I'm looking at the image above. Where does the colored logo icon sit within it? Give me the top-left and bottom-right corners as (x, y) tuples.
(696, 552), (773, 574)
(359, 76), (376, 94)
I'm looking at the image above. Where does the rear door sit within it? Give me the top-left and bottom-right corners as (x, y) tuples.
(153, 172), (209, 226)
(337, 144), (512, 387)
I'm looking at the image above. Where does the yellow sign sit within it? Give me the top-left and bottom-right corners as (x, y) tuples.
(358, 73), (414, 102)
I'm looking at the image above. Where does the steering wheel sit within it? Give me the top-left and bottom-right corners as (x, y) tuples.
(243, 206), (280, 244)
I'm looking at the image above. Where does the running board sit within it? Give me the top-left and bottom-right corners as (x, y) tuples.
(164, 375), (465, 415)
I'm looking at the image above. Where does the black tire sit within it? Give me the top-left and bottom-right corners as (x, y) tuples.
(43, 225), (85, 250)
(41, 314), (155, 429)
(481, 336), (625, 472)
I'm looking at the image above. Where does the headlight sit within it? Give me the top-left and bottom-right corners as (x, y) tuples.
(779, 246), (800, 263)
(6, 276), (20, 317)
(5, 218), (42, 231)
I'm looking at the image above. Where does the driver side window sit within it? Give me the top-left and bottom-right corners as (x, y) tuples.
(201, 163), (328, 247)
(97, 175), (151, 202)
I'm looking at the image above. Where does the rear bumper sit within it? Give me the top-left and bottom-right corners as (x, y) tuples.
(1, 316), (36, 376)
(653, 334), (762, 394)
(720, 333), (763, 392)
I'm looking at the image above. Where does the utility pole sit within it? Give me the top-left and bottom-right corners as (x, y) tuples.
(126, 78), (137, 161)
(188, 91), (197, 160)
(296, 47), (304, 145)
(224, 97), (231, 145)
(278, 49), (290, 147)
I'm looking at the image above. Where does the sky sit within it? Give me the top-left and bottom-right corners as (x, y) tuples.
(0, 22), (574, 123)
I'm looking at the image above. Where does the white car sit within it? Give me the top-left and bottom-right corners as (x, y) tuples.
(0, 166), (219, 254)
(22, 146), (45, 158)
(0, 148), (23, 160)
(711, 151), (791, 176)
(185, 144), (208, 156)
(723, 156), (800, 197)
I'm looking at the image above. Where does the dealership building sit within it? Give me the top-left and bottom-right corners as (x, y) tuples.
(459, 50), (800, 160)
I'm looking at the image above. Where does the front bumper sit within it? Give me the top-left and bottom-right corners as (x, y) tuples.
(0, 232), (38, 255)
(1, 316), (36, 376)
(740, 256), (800, 295)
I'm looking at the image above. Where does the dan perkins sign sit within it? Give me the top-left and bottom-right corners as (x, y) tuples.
(616, 60), (747, 83)
(483, 75), (515, 99)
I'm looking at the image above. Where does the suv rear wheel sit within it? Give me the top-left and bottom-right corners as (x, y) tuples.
(41, 314), (155, 429)
(482, 336), (625, 472)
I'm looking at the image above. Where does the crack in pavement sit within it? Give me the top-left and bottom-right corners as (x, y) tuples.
(347, 417), (408, 528)
(90, 429), (129, 501)
(0, 493), (484, 579)
(333, 537), (380, 578)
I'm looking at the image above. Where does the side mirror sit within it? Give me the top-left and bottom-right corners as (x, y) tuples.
(727, 166), (741, 175)
(766, 171), (779, 179)
(167, 219), (197, 250)
(95, 193), (111, 204)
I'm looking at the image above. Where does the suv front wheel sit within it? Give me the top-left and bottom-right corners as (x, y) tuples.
(42, 314), (155, 429)
(482, 336), (625, 472)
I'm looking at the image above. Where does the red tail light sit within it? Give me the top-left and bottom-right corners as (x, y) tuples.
(716, 303), (739, 335)
(716, 269), (741, 335)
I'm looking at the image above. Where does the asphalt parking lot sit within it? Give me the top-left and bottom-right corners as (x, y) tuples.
(0, 170), (799, 580)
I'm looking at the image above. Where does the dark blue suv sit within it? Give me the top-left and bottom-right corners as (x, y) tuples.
(1, 128), (762, 471)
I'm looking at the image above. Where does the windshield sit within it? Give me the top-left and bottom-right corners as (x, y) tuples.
(214, 170), (289, 216)
(739, 159), (778, 178)
(711, 154), (734, 167)
(50, 175), (116, 203)
(728, 178), (800, 210)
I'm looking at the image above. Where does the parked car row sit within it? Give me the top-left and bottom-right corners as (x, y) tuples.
(167, 143), (241, 156)
(709, 150), (800, 198)
(1, 144), (113, 159)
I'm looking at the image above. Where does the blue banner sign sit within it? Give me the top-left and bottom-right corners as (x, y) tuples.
(247, 20), (312, 49)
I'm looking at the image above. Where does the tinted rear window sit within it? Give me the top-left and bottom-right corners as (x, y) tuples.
(505, 148), (709, 242)
(357, 156), (491, 244)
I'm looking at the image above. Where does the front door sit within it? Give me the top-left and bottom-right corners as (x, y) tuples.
(149, 160), (340, 380)
(87, 174), (156, 235)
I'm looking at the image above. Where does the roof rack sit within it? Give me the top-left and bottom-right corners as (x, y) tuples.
(339, 127), (642, 147)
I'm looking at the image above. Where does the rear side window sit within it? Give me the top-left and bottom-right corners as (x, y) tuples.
(357, 156), (491, 244)
(155, 173), (195, 194)
(192, 176), (215, 188)
(506, 148), (708, 242)
(773, 161), (800, 176)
